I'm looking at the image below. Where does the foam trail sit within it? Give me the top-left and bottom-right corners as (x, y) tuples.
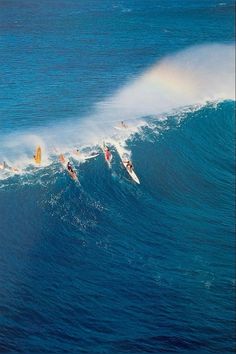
(0, 43), (235, 166)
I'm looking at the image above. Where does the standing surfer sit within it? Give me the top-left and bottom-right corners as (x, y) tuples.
(120, 121), (128, 129)
(123, 160), (133, 172)
(104, 146), (112, 162)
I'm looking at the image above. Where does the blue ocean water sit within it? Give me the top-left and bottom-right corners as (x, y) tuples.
(0, 1), (235, 353)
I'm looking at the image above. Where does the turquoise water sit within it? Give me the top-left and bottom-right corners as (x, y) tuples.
(0, 1), (235, 353)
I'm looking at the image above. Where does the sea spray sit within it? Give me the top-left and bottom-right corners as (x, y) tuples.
(0, 44), (235, 167)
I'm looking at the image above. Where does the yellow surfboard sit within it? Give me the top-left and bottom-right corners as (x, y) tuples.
(34, 146), (41, 164)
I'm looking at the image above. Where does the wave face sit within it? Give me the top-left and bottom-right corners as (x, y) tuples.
(0, 100), (235, 353)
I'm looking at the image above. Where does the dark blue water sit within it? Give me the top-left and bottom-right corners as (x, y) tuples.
(0, 1), (235, 353)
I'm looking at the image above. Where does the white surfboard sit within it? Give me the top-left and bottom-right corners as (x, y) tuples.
(73, 151), (100, 161)
(114, 126), (125, 131)
(84, 153), (100, 160)
(115, 144), (140, 184)
(114, 125), (129, 131)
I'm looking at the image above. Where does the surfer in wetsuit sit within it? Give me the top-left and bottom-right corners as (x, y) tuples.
(105, 147), (111, 161)
(124, 160), (133, 172)
(67, 161), (74, 173)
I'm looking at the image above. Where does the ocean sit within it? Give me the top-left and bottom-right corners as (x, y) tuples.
(0, 1), (235, 353)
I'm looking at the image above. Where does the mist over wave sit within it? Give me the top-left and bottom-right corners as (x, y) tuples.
(0, 43), (235, 167)
(97, 43), (235, 118)
(57, 43), (235, 146)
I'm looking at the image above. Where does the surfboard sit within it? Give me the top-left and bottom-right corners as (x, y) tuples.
(34, 146), (41, 164)
(114, 126), (125, 131)
(115, 144), (140, 184)
(59, 154), (78, 181)
(101, 143), (112, 168)
(84, 153), (100, 160)
(74, 151), (100, 161)
(114, 125), (128, 131)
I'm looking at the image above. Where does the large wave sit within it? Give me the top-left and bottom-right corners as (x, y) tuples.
(0, 43), (235, 173)
(0, 49), (235, 354)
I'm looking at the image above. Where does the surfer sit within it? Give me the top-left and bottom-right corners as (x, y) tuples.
(0, 161), (6, 170)
(123, 160), (133, 172)
(58, 154), (78, 181)
(34, 146), (42, 164)
(104, 146), (112, 161)
(0, 161), (19, 172)
(67, 161), (74, 173)
(120, 121), (128, 129)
